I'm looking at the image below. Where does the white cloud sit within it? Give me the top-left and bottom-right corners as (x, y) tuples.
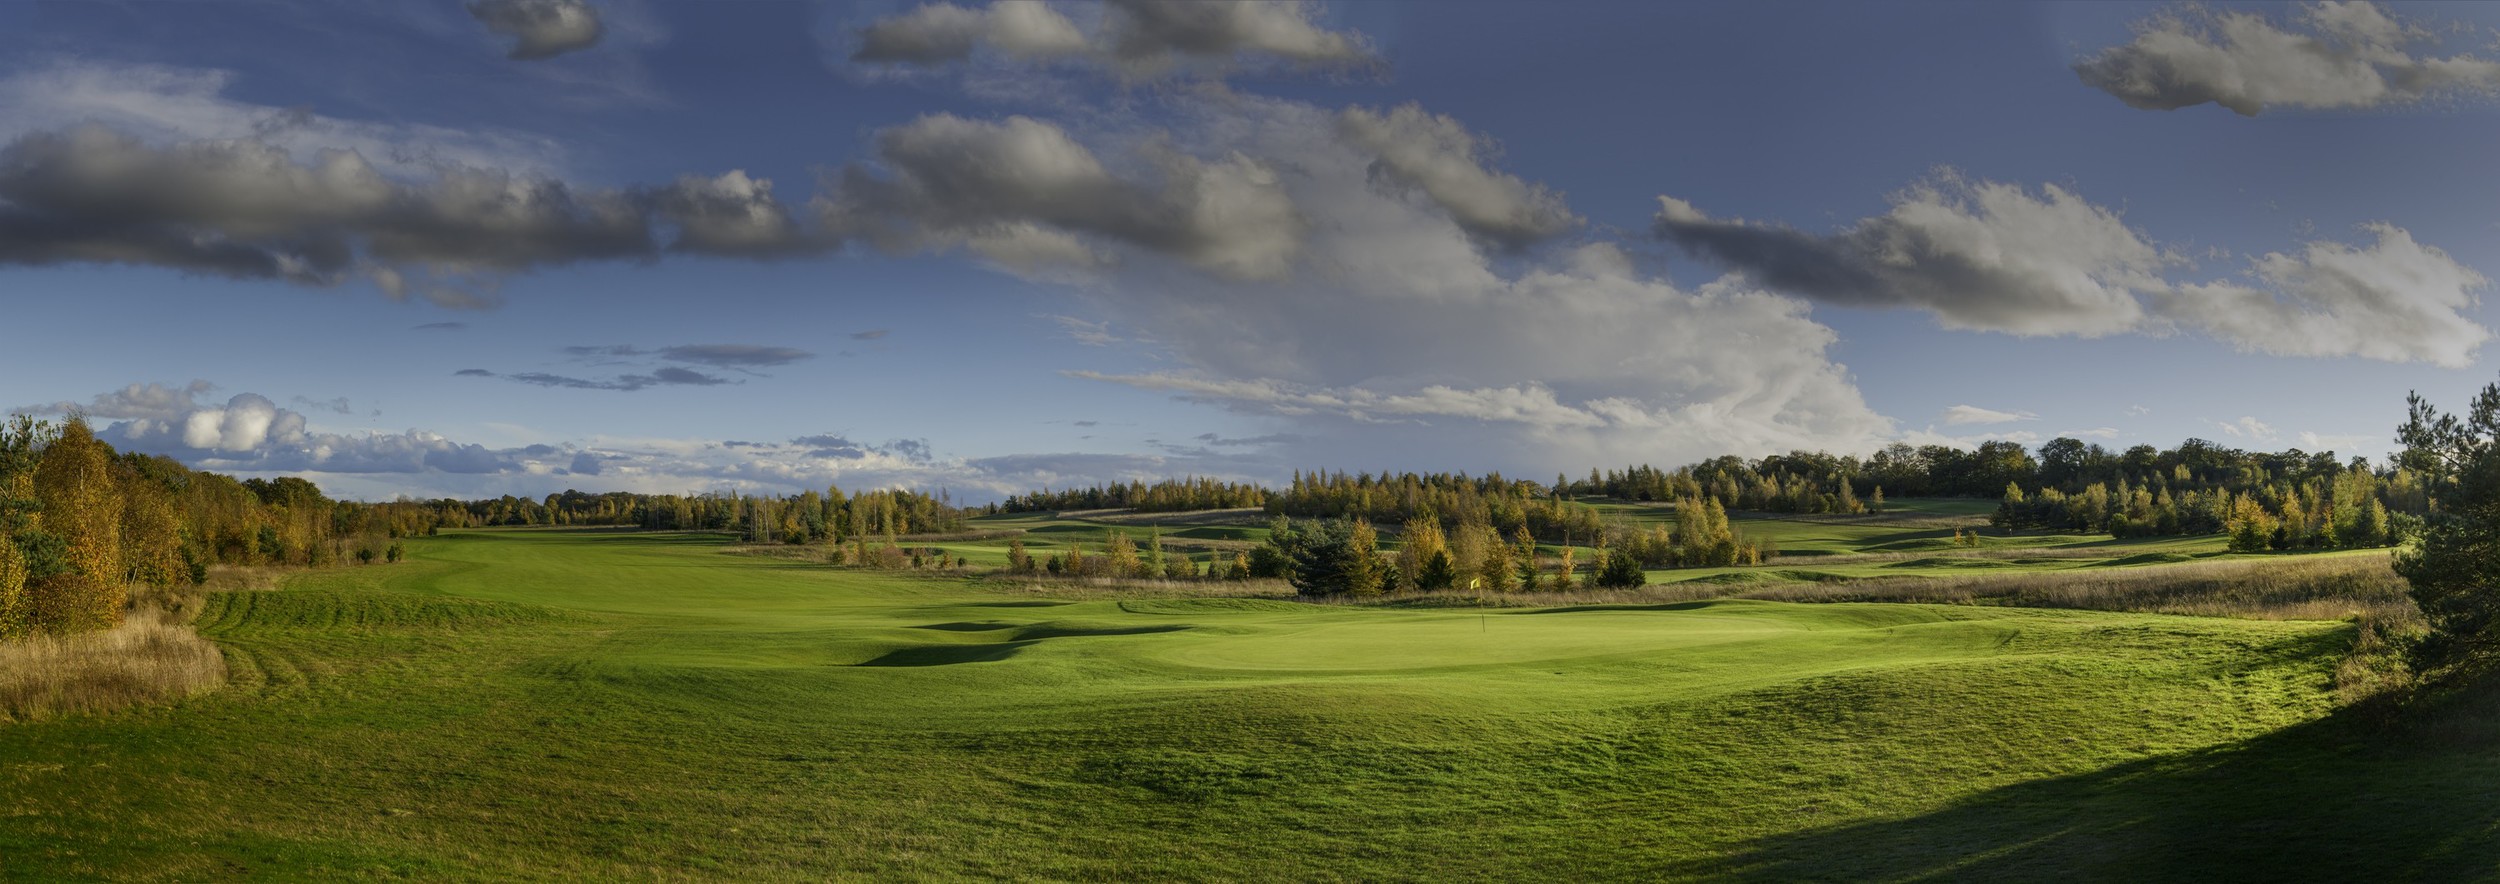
(2298, 430), (2376, 452)
(1941, 404), (2038, 426)
(1900, 427), (2044, 451)
(467, 0), (606, 61)
(2213, 416), (2279, 442)
(933, 94), (1900, 472)
(2076, 1), (2500, 115)
(2159, 223), (2489, 367)
(2055, 427), (2122, 440)
(18, 381), (1285, 502)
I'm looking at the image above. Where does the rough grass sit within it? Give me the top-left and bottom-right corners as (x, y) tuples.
(9, 529), (2495, 880)
(1734, 552), (2417, 623)
(0, 603), (225, 723)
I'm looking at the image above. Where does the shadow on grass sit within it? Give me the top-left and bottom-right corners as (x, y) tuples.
(1012, 623), (1190, 641)
(1674, 687), (2500, 881)
(856, 641), (1038, 667)
(1515, 601), (1724, 615)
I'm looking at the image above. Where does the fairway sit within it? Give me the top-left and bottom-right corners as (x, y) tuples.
(7, 529), (2499, 880)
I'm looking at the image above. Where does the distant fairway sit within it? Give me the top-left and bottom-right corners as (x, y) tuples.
(5, 529), (2497, 880)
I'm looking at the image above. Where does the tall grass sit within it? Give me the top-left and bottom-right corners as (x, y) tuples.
(1738, 553), (2419, 624)
(0, 577), (229, 722)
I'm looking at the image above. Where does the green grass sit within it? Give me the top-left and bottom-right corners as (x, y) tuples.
(4, 528), (2495, 880)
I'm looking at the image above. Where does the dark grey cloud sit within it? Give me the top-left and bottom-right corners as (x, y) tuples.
(789, 433), (932, 462)
(0, 124), (826, 307)
(657, 343), (814, 368)
(413, 321), (468, 331)
(1337, 104), (1580, 250)
(1653, 176), (2170, 337)
(852, 0), (1375, 76)
(1195, 432), (1300, 447)
(563, 344), (644, 359)
(850, 329), (890, 340)
(291, 395), (354, 415)
(467, 366), (735, 391)
(468, 342), (810, 393)
(2076, 2), (2500, 116)
(467, 0), (606, 61)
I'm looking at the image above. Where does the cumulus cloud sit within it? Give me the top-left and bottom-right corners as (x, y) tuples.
(2057, 427), (2122, 440)
(0, 64), (824, 306)
(1942, 405), (2038, 426)
(0, 61), (566, 178)
(1659, 174), (2490, 366)
(1657, 174), (2172, 337)
(1336, 104), (1580, 250)
(19, 382), (525, 476)
(895, 95), (1899, 472)
(2158, 223), (2489, 367)
(2076, 1), (2500, 115)
(854, 1), (1089, 64)
(851, 0), (1375, 76)
(468, 0), (606, 60)
(820, 112), (1301, 280)
(647, 171), (826, 257)
(16, 380), (220, 421)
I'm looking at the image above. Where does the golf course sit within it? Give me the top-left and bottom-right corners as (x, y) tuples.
(8, 525), (2497, 880)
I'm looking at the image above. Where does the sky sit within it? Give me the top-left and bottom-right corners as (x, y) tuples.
(3, 0), (2499, 501)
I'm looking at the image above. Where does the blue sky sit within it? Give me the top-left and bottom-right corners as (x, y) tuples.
(3, 0), (2497, 500)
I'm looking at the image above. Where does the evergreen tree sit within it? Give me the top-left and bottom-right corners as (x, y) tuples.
(1596, 547), (1646, 588)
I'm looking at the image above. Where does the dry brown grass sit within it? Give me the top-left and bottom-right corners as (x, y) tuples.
(1737, 553), (2420, 624)
(0, 598), (226, 723)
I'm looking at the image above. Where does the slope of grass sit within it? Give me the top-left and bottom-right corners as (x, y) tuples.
(2, 529), (2491, 879)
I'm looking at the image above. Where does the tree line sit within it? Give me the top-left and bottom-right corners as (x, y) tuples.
(1, 417), (414, 640)
(996, 477), (1268, 514)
